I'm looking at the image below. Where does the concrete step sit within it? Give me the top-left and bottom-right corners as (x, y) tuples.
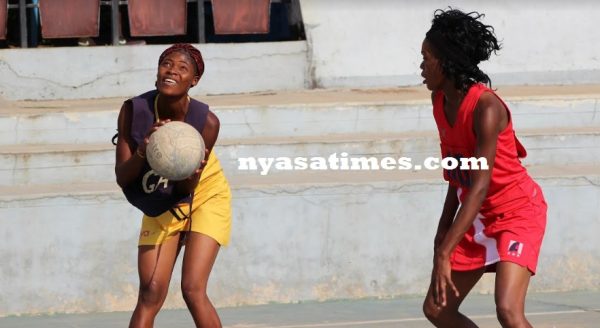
(1, 163), (597, 202)
(1, 128), (598, 186)
(0, 85), (599, 145)
(222, 127), (600, 176)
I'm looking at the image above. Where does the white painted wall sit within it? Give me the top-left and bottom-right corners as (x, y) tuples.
(0, 41), (308, 101)
(300, 0), (600, 88)
(1, 176), (599, 315)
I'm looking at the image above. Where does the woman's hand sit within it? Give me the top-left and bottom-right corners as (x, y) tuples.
(188, 147), (210, 179)
(432, 252), (459, 308)
(199, 147), (209, 171)
(174, 148), (209, 194)
(137, 119), (171, 158)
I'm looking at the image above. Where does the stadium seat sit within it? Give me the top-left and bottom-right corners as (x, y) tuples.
(128, 0), (187, 36)
(212, 0), (270, 35)
(39, 0), (100, 38)
(0, 0), (6, 40)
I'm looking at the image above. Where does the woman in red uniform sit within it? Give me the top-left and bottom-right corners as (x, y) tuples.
(420, 9), (547, 328)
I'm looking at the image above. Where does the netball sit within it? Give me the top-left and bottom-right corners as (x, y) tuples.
(4, 1), (598, 326)
(146, 121), (205, 181)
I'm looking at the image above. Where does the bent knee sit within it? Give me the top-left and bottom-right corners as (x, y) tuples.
(423, 297), (463, 325)
(139, 280), (168, 306)
(423, 299), (444, 322)
(496, 303), (525, 325)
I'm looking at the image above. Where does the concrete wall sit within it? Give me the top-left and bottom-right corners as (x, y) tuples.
(1, 176), (599, 315)
(0, 41), (308, 101)
(300, 0), (600, 88)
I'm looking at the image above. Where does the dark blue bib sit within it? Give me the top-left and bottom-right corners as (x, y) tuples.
(121, 90), (209, 217)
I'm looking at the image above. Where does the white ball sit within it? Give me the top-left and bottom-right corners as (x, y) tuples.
(146, 121), (205, 181)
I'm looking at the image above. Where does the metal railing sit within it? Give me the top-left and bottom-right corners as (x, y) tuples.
(7, 0), (32, 48)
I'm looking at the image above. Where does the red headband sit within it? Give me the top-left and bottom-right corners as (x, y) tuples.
(158, 43), (205, 78)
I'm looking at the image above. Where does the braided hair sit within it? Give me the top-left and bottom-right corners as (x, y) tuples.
(425, 8), (501, 92)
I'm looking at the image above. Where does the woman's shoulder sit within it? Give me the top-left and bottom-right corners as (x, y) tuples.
(474, 84), (504, 109)
(125, 90), (158, 102)
(123, 90), (156, 111)
(189, 96), (209, 112)
(470, 82), (494, 97)
(205, 110), (220, 127)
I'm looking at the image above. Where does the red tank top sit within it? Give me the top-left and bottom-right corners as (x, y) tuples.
(433, 83), (530, 216)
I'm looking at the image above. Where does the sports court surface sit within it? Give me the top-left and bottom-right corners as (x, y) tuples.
(1, 291), (598, 327)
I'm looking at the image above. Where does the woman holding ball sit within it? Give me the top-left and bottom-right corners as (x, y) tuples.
(115, 43), (231, 328)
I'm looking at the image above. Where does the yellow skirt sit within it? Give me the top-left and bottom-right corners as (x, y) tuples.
(138, 153), (232, 246)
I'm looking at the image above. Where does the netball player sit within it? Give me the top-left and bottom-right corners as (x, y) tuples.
(420, 9), (547, 328)
(115, 44), (231, 328)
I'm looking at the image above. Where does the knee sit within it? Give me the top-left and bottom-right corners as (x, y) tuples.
(139, 279), (168, 307)
(496, 302), (524, 327)
(423, 299), (442, 324)
(181, 281), (208, 305)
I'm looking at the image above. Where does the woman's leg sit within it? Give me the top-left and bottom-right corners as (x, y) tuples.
(129, 234), (181, 328)
(495, 261), (533, 328)
(180, 232), (221, 328)
(423, 268), (485, 327)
